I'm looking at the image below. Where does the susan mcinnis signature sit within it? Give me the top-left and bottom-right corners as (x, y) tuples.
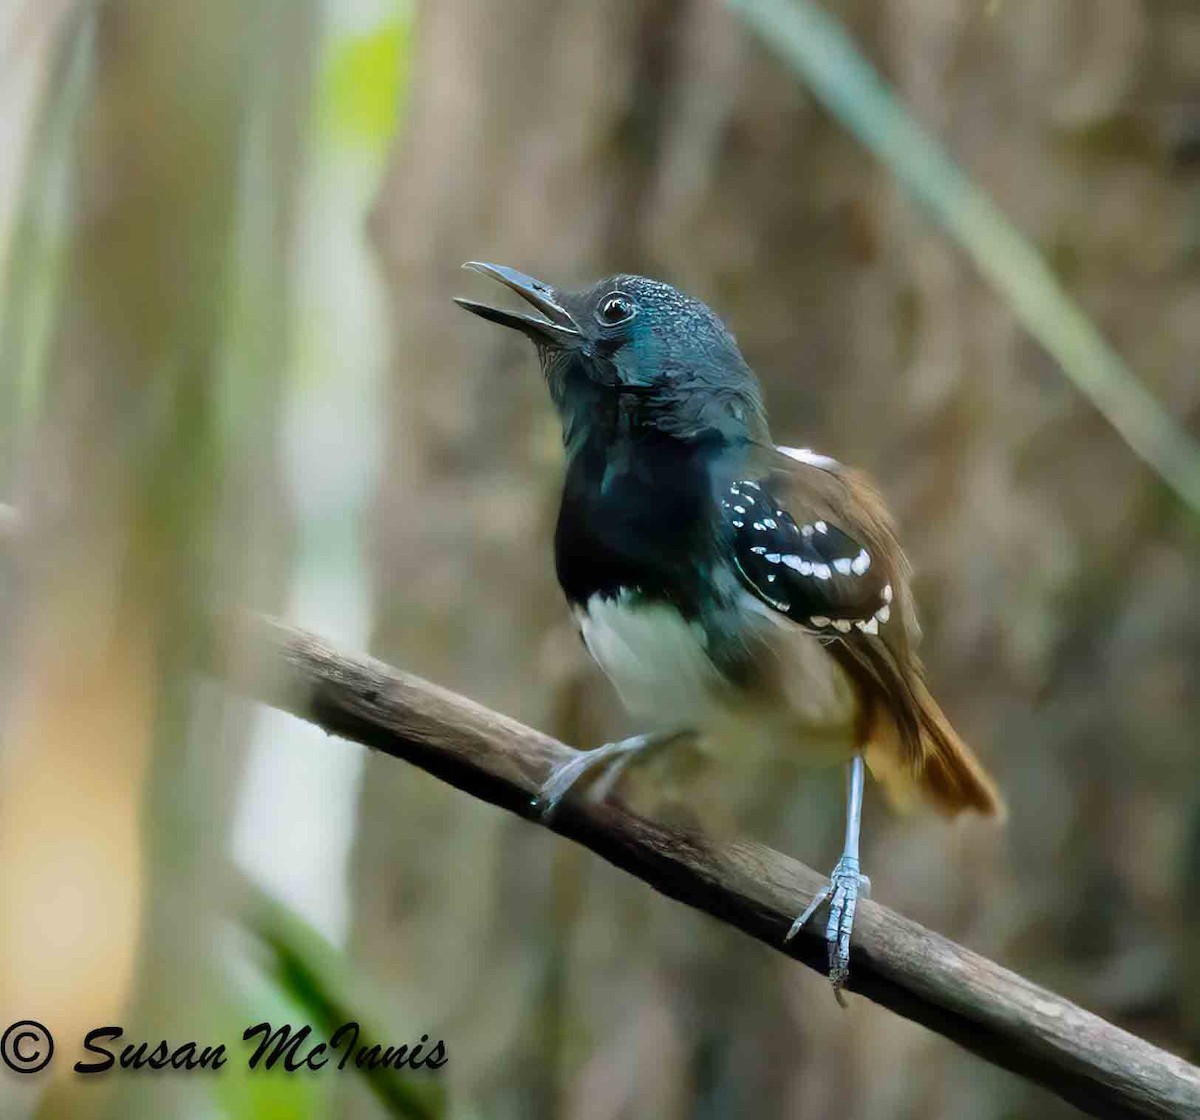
(0, 1019), (448, 1076)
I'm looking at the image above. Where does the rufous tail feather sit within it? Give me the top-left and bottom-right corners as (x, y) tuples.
(865, 678), (1004, 819)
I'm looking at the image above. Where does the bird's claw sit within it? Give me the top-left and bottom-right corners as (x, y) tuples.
(784, 855), (869, 1002)
(531, 750), (606, 820)
(531, 733), (663, 821)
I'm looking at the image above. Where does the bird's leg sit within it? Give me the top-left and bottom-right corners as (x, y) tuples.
(785, 754), (871, 1002)
(532, 730), (688, 821)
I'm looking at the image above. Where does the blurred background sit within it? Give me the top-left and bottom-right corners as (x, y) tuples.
(1, 0), (1198, 1117)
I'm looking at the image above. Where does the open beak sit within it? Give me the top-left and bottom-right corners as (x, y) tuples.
(454, 262), (581, 347)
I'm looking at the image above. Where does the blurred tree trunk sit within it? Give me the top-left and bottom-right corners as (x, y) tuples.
(0, 2), (315, 1117)
(358, 2), (1200, 1118)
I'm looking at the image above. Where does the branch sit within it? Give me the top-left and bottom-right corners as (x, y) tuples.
(223, 614), (1200, 1120)
(0, 504), (1192, 1115)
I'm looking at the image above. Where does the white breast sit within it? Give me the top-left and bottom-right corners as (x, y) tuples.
(574, 592), (721, 729)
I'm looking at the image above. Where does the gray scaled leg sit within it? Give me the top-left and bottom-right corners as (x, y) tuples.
(532, 730), (688, 821)
(784, 754), (871, 1001)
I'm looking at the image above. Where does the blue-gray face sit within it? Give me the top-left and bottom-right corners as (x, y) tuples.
(558, 275), (749, 391)
(532, 274), (769, 445)
(455, 263), (767, 443)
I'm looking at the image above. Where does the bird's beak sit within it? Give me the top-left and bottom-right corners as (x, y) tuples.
(454, 261), (581, 348)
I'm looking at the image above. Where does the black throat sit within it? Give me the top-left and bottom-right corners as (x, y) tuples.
(554, 406), (741, 615)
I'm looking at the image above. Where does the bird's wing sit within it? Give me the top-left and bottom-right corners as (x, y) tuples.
(722, 446), (906, 640)
(720, 444), (1002, 816)
(721, 444), (923, 756)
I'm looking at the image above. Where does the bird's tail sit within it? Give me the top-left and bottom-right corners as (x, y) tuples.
(865, 676), (1004, 819)
(911, 676), (1004, 817)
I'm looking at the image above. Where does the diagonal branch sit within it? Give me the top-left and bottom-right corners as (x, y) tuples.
(0, 505), (1194, 1117)
(223, 614), (1200, 1120)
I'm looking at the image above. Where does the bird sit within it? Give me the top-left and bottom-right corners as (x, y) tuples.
(455, 261), (1003, 995)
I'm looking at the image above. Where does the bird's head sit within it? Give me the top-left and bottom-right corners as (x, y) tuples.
(455, 262), (768, 447)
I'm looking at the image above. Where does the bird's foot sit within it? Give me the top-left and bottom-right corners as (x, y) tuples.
(532, 731), (679, 821)
(784, 854), (871, 1004)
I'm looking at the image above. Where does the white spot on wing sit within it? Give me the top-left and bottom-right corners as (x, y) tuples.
(851, 549), (871, 575)
(778, 446), (841, 472)
(833, 558), (853, 575)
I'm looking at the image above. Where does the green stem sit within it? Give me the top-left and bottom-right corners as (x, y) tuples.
(730, 0), (1200, 518)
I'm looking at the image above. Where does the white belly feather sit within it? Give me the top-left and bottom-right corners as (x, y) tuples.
(574, 589), (858, 765)
(575, 592), (720, 728)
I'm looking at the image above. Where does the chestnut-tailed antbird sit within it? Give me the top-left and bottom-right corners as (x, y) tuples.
(455, 262), (1003, 994)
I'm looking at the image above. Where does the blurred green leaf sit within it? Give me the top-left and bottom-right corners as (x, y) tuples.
(730, 0), (1200, 519)
(237, 877), (448, 1120)
(216, 1030), (326, 1120)
(321, 17), (411, 149)
(0, 5), (92, 459)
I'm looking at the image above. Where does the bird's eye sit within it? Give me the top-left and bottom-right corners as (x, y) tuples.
(596, 293), (636, 326)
